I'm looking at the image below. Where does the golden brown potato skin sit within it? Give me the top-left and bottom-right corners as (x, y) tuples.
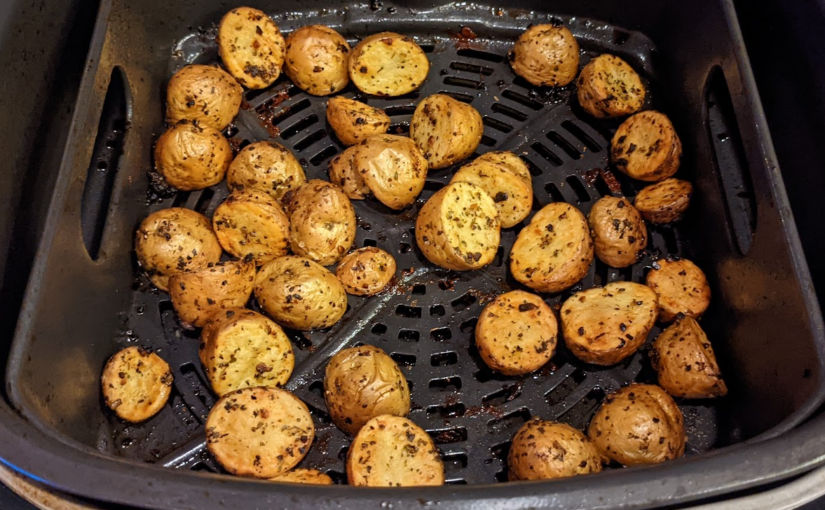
(168, 260), (256, 327)
(226, 141), (306, 201)
(410, 93), (483, 169)
(284, 25), (350, 95)
(154, 122), (232, 191)
(588, 384), (685, 466)
(328, 145), (370, 200)
(588, 196), (648, 268)
(646, 258), (711, 322)
(218, 7), (285, 89)
(324, 345), (411, 435)
(326, 96), (390, 146)
(577, 54), (645, 118)
(348, 32), (430, 96)
(335, 247), (397, 296)
(166, 64), (242, 130)
(270, 469), (333, 485)
(510, 24), (580, 87)
(351, 134), (428, 209)
(135, 207), (223, 291)
(611, 111), (682, 182)
(283, 179), (356, 266)
(101, 346), (172, 423)
(212, 191), (291, 265)
(254, 255), (347, 330)
(651, 316), (727, 398)
(508, 420), (603, 480)
(634, 178), (693, 224)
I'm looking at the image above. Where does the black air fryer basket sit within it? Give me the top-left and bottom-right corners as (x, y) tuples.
(2, 0), (825, 508)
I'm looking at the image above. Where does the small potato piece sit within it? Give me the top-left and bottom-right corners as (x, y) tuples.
(561, 281), (658, 365)
(166, 64), (243, 130)
(212, 191), (290, 265)
(329, 146), (370, 200)
(588, 384), (685, 466)
(206, 387), (314, 478)
(588, 196), (648, 268)
(347, 415), (444, 487)
(335, 247), (396, 296)
(169, 260), (256, 327)
(651, 316), (727, 398)
(410, 93), (483, 169)
(199, 308), (294, 396)
(508, 420), (603, 480)
(646, 258), (711, 322)
(475, 291), (558, 375)
(510, 202), (593, 293)
(154, 122), (232, 191)
(352, 134), (427, 209)
(135, 208), (223, 291)
(284, 179), (356, 266)
(450, 152), (533, 228)
(577, 54), (645, 118)
(284, 25), (350, 96)
(635, 178), (693, 224)
(218, 7), (285, 89)
(611, 111), (682, 182)
(254, 255), (347, 330)
(101, 346), (172, 422)
(324, 345), (410, 435)
(348, 32), (429, 96)
(510, 24), (580, 87)
(270, 469), (333, 485)
(415, 181), (500, 271)
(227, 141), (306, 201)
(326, 96), (390, 146)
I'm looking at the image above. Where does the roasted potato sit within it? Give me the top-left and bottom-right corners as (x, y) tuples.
(351, 134), (427, 209)
(509, 24), (580, 87)
(328, 145), (370, 200)
(199, 308), (294, 396)
(226, 141), (306, 201)
(284, 25), (350, 95)
(283, 179), (356, 266)
(409, 93), (483, 169)
(508, 419), (603, 480)
(218, 7), (285, 89)
(577, 54), (645, 118)
(206, 387), (314, 478)
(135, 207), (223, 291)
(101, 346), (173, 423)
(169, 260), (256, 327)
(415, 181), (501, 271)
(475, 290), (558, 375)
(335, 247), (397, 296)
(324, 345), (410, 435)
(254, 255), (347, 330)
(651, 316), (727, 398)
(347, 415), (444, 487)
(646, 258), (711, 322)
(450, 151), (533, 228)
(588, 384), (685, 466)
(326, 96), (391, 146)
(611, 111), (682, 182)
(348, 32), (429, 96)
(588, 196), (648, 268)
(165, 64), (243, 130)
(270, 469), (333, 485)
(634, 178), (693, 224)
(509, 202), (593, 293)
(154, 121), (232, 191)
(212, 191), (290, 265)
(561, 281), (657, 365)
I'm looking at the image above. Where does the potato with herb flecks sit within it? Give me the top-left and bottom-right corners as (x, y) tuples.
(212, 191), (291, 265)
(165, 64), (242, 130)
(154, 121), (232, 191)
(510, 24), (580, 87)
(646, 258), (711, 322)
(508, 419), (604, 480)
(226, 141), (306, 201)
(611, 111), (682, 182)
(101, 347), (173, 422)
(577, 54), (645, 118)
(169, 260), (256, 327)
(351, 134), (428, 209)
(410, 93), (483, 169)
(218, 6), (285, 89)
(651, 316), (727, 398)
(335, 247), (396, 296)
(326, 96), (390, 145)
(634, 178), (693, 223)
(588, 196), (648, 268)
(348, 32), (429, 96)
(329, 145), (370, 200)
(284, 25), (350, 95)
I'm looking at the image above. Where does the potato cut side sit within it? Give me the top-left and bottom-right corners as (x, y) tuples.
(212, 191), (290, 265)
(227, 141), (306, 201)
(451, 153), (533, 228)
(645, 258), (711, 322)
(611, 110), (682, 182)
(326, 96), (390, 146)
(166, 64), (242, 130)
(510, 24), (580, 87)
(409, 93), (483, 169)
(348, 32), (429, 96)
(352, 134), (428, 210)
(218, 7), (285, 89)
(270, 468), (333, 485)
(577, 54), (645, 118)
(169, 260), (256, 327)
(284, 25), (350, 96)
(588, 196), (648, 268)
(508, 420), (603, 480)
(651, 316), (727, 398)
(284, 179), (356, 266)
(101, 346), (172, 423)
(335, 247), (397, 296)
(329, 145), (370, 200)
(634, 178), (693, 224)
(154, 121), (232, 191)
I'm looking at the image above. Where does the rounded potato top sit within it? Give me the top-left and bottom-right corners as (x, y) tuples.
(166, 64), (243, 130)
(646, 258), (711, 322)
(284, 25), (350, 96)
(218, 7), (285, 89)
(326, 96), (391, 146)
(348, 32), (430, 96)
(284, 179), (356, 266)
(212, 191), (291, 265)
(510, 24), (580, 87)
(328, 145), (370, 200)
(634, 178), (693, 224)
(352, 134), (428, 210)
(611, 110), (682, 182)
(335, 247), (397, 296)
(154, 122), (232, 191)
(577, 54), (645, 118)
(168, 259), (256, 327)
(409, 93), (483, 169)
(508, 420), (603, 480)
(588, 196), (648, 268)
(227, 141), (306, 201)
(101, 346), (173, 423)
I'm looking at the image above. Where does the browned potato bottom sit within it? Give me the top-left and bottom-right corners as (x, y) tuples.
(651, 316), (727, 398)
(335, 247), (397, 296)
(101, 346), (172, 423)
(508, 419), (603, 480)
(646, 258), (711, 322)
(634, 178), (693, 224)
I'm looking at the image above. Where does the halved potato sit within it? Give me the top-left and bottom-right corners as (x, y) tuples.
(634, 178), (693, 224)
(577, 54), (645, 118)
(651, 316), (727, 398)
(611, 111), (682, 182)
(335, 247), (397, 296)
(326, 96), (390, 146)
(351, 134), (427, 209)
(328, 145), (370, 200)
(509, 24), (580, 87)
(645, 258), (711, 322)
(166, 64), (242, 130)
(169, 260), (256, 327)
(270, 469), (333, 485)
(410, 93), (483, 170)
(508, 420), (603, 480)
(284, 25), (350, 95)
(154, 121), (232, 191)
(218, 7), (285, 89)
(101, 346), (172, 423)
(348, 32), (429, 96)
(588, 196), (648, 268)
(212, 191), (290, 265)
(226, 141), (306, 201)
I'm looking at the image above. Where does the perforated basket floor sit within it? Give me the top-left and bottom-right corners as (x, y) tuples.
(106, 8), (725, 485)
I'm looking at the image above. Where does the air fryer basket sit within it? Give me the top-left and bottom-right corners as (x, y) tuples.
(2, 0), (824, 507)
